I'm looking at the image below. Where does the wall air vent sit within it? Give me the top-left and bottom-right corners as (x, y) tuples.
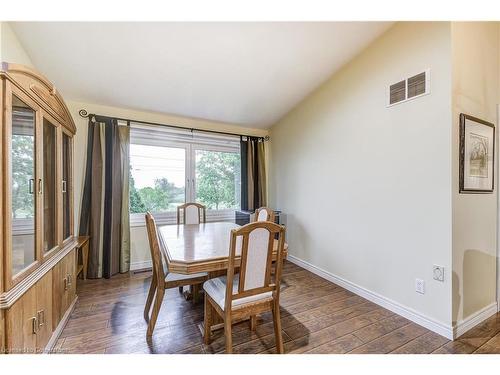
(389, 80), (406, 105)
(387, 69), (430, 107)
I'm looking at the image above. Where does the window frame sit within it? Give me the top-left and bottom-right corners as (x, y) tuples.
(129, 128), (241, 227)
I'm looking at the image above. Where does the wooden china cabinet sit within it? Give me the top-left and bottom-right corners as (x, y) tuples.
(0, 63), (81, 353)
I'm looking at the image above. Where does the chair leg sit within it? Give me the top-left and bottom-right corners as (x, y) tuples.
(203, 297), (212, 345)
(178, 286), (183, 294)
(224, 312), (233, 354)
(250, 315), (257, 331)
(272, 301), (284, 354)
(144, 274), (157, 322)
(147, 288), (165, 337)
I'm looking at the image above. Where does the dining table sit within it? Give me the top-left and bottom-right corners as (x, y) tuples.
(156, 221), (288, 336)
(157, 221), (288, 278)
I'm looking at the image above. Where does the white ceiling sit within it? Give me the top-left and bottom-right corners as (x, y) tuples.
(12, 22), (392, 128)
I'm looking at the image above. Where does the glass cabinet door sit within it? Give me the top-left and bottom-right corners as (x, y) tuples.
(62, 133), (72, 241)
(11, 95), (37, 276)
(42, 118), (57, 253)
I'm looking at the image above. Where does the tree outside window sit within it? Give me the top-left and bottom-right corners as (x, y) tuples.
(195, 150), (240, 210)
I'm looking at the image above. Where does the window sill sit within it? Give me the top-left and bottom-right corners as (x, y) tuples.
(130, 209), (237, 228)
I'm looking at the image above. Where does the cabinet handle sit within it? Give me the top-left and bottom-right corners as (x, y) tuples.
(37, 310), (45, 328)
(38, 178), (42, 194)
(31, 317), (38, 334)
(62, 180), (67, 193)
(64, 276), (68, 291)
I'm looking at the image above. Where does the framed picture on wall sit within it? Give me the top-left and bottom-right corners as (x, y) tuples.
(459, 113), (495, 193)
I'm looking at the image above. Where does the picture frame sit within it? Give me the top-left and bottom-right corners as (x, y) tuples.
(459, 113), (495, 193)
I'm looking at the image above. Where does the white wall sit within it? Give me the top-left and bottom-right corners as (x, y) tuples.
(451, 22), (499, 324)
(269, 22), (453, 327)
(66, 100), (269, 269)
(0, 22), (33, 67)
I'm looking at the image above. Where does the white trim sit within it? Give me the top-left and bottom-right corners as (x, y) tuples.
(287, 254), (454, 340)
(130, 260), (152, 271)
(45, 296), (78, 353)
(453, 302), (498, 339)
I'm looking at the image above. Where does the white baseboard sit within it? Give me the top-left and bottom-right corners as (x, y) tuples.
(287, 254), (454, 340)
(130, 260), (152, 271)
(132, 253), (496, 340)
(453, 302), (498, 339)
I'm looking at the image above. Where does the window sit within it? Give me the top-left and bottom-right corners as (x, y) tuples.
(129, 123), (241, 225)
(130, 144), (186, 214)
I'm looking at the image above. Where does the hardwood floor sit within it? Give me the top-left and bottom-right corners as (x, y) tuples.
(54, 261), (500, 354)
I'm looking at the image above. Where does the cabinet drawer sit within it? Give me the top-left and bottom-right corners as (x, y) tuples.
(5, 271), (52, 354)
(52, 249), (76, 330)
(35, 271), (53, 350)
(5, 287), (37, 354)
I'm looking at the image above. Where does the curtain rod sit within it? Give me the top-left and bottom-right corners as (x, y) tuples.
(78, 109), (270, 141)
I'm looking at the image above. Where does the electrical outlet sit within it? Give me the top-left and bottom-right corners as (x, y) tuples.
(433, 265), (445, 282)
(415, 278), (425, 294)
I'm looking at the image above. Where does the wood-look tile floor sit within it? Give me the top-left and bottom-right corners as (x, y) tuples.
(55, 261), (500, 354)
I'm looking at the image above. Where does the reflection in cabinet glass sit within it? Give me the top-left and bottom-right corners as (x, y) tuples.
(11, 95), (36, 275)
(62, 134), (71, 240)
(43, 118), (57, 253)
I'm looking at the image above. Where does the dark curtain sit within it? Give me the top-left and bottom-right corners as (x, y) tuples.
(240, 136), (267, 211)
(79, 115), (130, 279)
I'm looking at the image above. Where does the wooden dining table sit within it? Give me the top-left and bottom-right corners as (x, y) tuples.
(157, 221), (288, 336)
(157, 221), (288, 278)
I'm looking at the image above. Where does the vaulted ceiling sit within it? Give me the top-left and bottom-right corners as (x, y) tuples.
(12, 22), (392, 128)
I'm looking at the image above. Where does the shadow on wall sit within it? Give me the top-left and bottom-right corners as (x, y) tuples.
(452, 249), (496, 325)
(282, 213), (313, 261)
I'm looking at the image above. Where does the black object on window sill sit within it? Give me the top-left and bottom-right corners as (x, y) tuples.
(235, 210), (281, 226)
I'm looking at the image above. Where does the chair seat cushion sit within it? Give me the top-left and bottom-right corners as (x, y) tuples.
(165, 271), (207, 282)
(203, 275), (272, 310)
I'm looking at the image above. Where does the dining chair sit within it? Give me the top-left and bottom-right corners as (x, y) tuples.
(144, 211), (208, 336)
(254, 206), (275, 222)
(176, 202), (207, 296)
(177, 202), (206, 225)
(203, 221), (287, 354)
(254, 207), (280, 279)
